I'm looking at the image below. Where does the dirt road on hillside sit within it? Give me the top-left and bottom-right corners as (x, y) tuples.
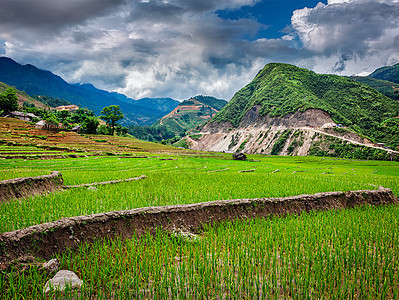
(304, 128), (399, 154)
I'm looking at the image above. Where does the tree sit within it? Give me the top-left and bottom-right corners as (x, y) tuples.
(0, 88), (19, 113)
(82, 116), (99, 134)
(57, 110), (70, 122)
(100, 105), (124, 135)
(71, 108), (94, 123)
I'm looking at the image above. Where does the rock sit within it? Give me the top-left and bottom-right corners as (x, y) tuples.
(271, 169), (280, 173)
(238, 169), (255, 173)
(43, 270), (83, 295)
(87, 186), (97, 191)
(171, 227), (200, 243)
(42, 259), (60, 273)
(232, 152), (247, 161)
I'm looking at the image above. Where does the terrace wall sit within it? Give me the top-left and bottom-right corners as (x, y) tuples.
(0, 188), (397, 269)
(0, 171), (64, 202)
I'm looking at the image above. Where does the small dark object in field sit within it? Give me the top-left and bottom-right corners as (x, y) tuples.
(238, 169), (255, 173)
(233, 153), (247, 161)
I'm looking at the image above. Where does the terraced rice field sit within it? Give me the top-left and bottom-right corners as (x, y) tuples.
(0, 118), (196, 157)
(0, 124), (398, 299)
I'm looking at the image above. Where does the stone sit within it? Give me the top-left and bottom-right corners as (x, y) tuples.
(87, 186), (98, 191)
(171, 226), (200, 243)
(238, 169), (255, 173)
(42, 259), (60, 273)
(43, 270), (83, 295)
(232, 152), (247, 161)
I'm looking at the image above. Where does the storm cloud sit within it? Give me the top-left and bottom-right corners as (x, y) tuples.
(0, 0), (125, 33)
(291, 0), (399, 74)
(1, 0), (398, 100)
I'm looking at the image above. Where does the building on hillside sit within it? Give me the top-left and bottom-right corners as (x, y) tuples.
(35, 120), (63, 131)
(71, 125), (82, 132)
(55, 105), (79, 112)
(374, 143), (385, 147)
(34, 120), (46, 129)
(321, 122), (337, 129)
(5, 111), (39, 122)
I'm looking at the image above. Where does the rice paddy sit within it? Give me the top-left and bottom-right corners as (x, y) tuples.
(1, 204), (398, 299)
(0, 143), (398, 299)
(0, 155), (398, 233)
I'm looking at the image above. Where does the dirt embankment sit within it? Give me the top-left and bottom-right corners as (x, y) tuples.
(0, 172), (64, 202)
(0, 173), (147, 202)
(192, 108), (396, 157)
(192, 108), (334, 153)
(0, 188), (396, 269)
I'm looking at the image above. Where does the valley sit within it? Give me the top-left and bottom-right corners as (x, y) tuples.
(0, 59), (399, 299)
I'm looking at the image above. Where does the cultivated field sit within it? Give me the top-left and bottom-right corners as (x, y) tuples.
(0, 137), (398, 298)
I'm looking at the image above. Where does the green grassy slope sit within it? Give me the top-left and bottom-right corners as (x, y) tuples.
(350, 76), (399, 100)
(153, 97), (225, 135)
(369, 63), (399, 84)
(192, 95), (227, 110)
(0, 81), (50, 110)
(213, 63), (399, 144)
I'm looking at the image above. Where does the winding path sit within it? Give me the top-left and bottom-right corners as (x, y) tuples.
(306, 128), (399, 154)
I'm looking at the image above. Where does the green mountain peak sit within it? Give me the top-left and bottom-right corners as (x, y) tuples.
(213, 63), (399, 145)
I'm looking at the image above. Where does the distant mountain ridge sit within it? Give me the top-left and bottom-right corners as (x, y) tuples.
(0, 57), (179, 126)
(369, 63), (399, 84)
(190, 95), (227, 111)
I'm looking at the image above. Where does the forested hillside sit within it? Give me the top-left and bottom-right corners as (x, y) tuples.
(350, 76), (399, 100)
(369, 63), (399, 84)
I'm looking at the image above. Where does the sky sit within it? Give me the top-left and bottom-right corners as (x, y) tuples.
(0, 0), (399, 101)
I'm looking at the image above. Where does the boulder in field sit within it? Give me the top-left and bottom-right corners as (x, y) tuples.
(43, 270), (83, 295)
(233, 152), (247, 161)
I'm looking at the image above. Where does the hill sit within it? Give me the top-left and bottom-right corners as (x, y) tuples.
(191, 95), (227, 111)
(128, 96), (226, 143)
(350, 76), (399, 100)
(213, 63), (398, 139)
(0, 117), (194, 157)
(190, 63), (399, 157)
(0, 57), (174, 126)
(154, 96), (226, 135)
(0, 81), (50, 110)
(369, 63), (399, 84)
(109, 93), (179, 114)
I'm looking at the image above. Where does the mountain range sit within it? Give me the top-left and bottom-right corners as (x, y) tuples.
(1, 55), (399, 156)
(0, 57), (179, 126)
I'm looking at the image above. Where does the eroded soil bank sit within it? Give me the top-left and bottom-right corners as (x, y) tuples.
(0, 172), (64, 202)
(0, 173), (147, 202)
(0, 188), (397, 270)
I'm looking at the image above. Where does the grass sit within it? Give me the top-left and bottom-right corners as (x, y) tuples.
(1, 204), (398, 299)
(0, 133), (398, 299)
(0, 154), (398, 233)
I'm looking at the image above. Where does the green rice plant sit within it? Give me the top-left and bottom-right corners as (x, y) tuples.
(2, 204), (397, 299)
(0, 155), (398, 232)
